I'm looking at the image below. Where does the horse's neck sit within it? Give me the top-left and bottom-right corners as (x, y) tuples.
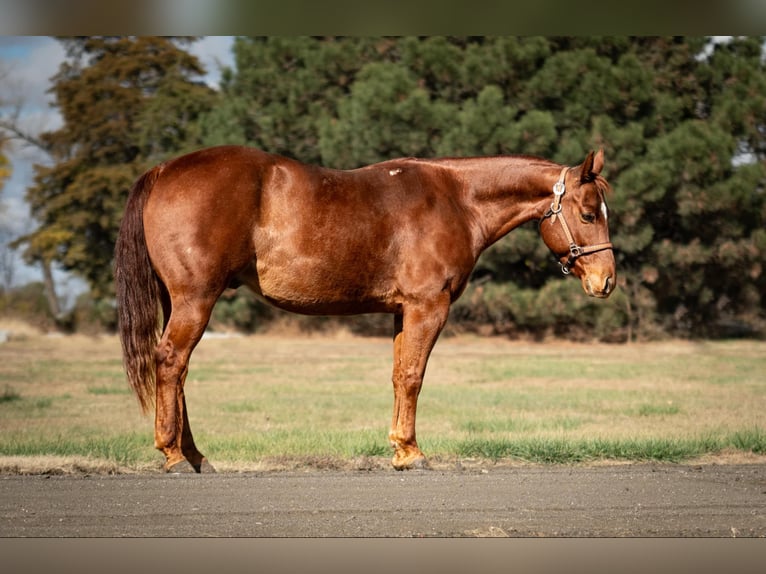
(449, 157), (562, 250)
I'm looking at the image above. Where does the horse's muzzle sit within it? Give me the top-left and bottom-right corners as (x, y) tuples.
(583, 272), (614, 298)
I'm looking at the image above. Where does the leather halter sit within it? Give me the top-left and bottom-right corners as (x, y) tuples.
(541, 167), (614, 275)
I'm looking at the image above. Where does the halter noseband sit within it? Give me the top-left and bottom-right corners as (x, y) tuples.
(541, 166), (614, 275)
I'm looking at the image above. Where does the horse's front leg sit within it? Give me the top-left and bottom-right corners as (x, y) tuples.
(389, 295), (450, 470)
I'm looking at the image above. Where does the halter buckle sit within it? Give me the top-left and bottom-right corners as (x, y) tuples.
(569, 244), (582, 257)
(550, 168), (567, 223)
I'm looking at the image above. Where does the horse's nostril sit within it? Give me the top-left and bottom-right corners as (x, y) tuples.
(604, 276), (612, 293)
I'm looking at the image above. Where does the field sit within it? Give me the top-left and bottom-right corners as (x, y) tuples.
(0, 329), (764, 473)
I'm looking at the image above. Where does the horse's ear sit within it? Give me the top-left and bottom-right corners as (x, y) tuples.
(579, 149), (604, 183)
(593, 148), (604, 175)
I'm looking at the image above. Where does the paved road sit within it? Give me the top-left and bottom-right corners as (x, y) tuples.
(1, 464), (765, 537)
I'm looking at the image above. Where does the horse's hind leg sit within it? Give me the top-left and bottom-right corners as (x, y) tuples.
(154, 294), (216, 473)
(180, 394), (215, 472)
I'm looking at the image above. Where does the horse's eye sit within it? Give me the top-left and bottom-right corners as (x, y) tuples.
(580, 212), (596, 224)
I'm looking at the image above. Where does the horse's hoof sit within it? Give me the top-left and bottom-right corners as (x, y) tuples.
(197, 458), (216, 473)
(392, 454), (431, 471)
(166, 459), (197, 474)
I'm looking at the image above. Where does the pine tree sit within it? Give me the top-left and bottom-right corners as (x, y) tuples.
(610, 37), (766, 336)
(202, 37), (385, 163)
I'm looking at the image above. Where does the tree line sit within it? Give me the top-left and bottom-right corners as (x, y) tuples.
(3, 36), (765, 341)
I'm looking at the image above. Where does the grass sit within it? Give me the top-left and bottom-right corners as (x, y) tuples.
(453, 434), (732, 463)
(0, 433), (148, 466)
(0, 332), (765, 472)
(637, 403), (681, 416)
(0, 385), (21, 403)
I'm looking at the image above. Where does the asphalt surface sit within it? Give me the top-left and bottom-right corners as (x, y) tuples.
(2, 463), (765, 537)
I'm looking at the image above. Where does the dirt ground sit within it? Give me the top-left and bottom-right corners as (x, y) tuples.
(1, 462), (765, 538)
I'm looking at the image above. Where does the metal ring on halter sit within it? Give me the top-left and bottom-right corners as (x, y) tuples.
(562, 253), (578, 275)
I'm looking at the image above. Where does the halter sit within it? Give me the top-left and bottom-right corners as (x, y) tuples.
(541, 167), (614, 275)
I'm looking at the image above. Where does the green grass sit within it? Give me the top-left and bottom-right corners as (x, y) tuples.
(452, 435), (730, 464)
(0, 334), (764, 471)
(730, 427), (766, 454)
(201, 428), (392, 460)
(0, 391), (55, 412)
(0, 385), (21, 403)
(87, 385), (132, 395)
(0, 433), (150, 466)
(636, 403), (681, 416)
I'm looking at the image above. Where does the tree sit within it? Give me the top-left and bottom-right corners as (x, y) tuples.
(200, 37), (390, 162)
(0, 140), (9, 191)
(606, 37), (766, 336)
(1, 62), (14, 190)
(1, 67), (15, 293)
(17, 37), (216, 308)
(318, 61), (455, 168)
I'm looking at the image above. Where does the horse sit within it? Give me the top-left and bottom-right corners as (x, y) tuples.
(114, 145), (615, 473)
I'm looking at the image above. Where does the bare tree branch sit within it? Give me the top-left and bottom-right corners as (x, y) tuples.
(0, 117), (50, 152)
(0, 60), (52, 154)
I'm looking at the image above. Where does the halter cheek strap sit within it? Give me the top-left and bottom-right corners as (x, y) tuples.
(541, 167), (614, 275)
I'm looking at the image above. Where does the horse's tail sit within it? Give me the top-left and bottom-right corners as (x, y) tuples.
(114, 166), (164, 413)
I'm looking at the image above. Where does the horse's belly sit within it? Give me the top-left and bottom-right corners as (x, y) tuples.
(241, 256), (398, 315)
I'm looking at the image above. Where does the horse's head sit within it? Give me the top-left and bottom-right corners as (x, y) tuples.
(539, 149), (616, 298)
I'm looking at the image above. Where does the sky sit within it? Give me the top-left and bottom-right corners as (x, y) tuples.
(0, 36), (235, 301)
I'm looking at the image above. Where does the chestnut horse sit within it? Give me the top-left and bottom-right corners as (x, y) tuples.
(114, 145), (615, 473)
